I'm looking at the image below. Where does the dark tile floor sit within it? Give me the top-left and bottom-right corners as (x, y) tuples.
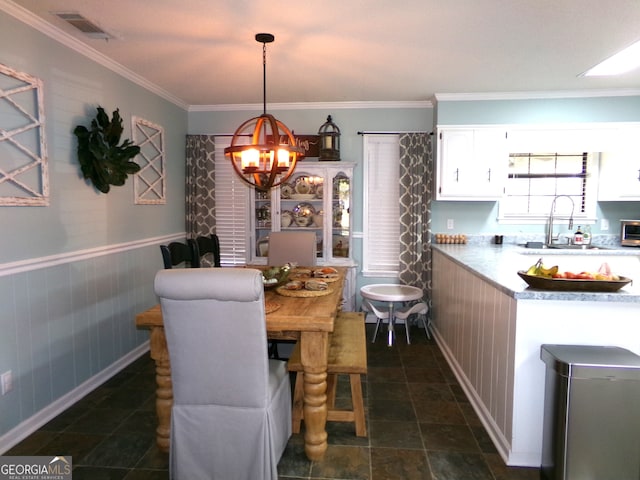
(5, 324), (540, 479)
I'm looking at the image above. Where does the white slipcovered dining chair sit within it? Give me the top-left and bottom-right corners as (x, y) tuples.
(267, 231), (317, 266)
(154, 268), (292, 480)
(267, 231), (317, 359)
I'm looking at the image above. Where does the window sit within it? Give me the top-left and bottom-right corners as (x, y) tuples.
(362, 134), (400, 277)
(214, 138), (250, 266)
(499, 151), (599, 223)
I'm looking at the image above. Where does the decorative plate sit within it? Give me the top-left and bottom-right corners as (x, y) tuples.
(256, 235), (269, 257)
(281, 184), (294, 199)
(290, 193), (316, 200)
(281, 210), (293, 228)
(295, 180), (312, 195)
(517, 271), (632, 292)
(292, 202), (316, 227)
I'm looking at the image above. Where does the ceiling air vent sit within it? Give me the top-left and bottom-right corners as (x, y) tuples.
(53, 12), (114, 40)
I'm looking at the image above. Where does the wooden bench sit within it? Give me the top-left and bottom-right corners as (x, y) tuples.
(288, 311), (367, 437)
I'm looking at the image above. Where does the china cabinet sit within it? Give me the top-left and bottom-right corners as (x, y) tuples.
(251, 163), (354, 264)
(436, 127), (508, 200)
(251, 162), (356, 308)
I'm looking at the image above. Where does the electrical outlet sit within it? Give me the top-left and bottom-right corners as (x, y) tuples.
(447, 219), (454, 230)
(601, 218), (609, 231)
(1, 371), (13, 395)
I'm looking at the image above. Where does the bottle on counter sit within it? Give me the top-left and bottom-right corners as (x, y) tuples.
(582, 225), (592, 245)
(573, 225), (584, 245)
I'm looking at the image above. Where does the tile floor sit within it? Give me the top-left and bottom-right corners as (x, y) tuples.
(5, 324), (540, 479)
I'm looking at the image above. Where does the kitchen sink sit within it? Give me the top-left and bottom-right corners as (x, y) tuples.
(545, 244), (612, 250)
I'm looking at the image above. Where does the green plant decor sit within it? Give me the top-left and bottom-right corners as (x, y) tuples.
(73, 106), (141, 194)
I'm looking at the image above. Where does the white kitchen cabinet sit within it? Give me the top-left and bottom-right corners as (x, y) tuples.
(436, 127), (508, 200)
(251, 162), (355, 263)
(598, 127), (640, 201)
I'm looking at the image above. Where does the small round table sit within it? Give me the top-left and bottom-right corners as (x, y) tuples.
(360, 284), (423, 346)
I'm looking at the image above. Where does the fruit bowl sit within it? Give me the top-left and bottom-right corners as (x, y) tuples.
(517, 271), (632, 292)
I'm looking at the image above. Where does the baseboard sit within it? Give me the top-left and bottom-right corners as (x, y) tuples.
(0, 342), (150, 455)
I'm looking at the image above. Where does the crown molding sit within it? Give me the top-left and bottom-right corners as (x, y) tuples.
(1, 0), (189, 110)
(433, 89), (640, 102)
(189, 100), (433, 112)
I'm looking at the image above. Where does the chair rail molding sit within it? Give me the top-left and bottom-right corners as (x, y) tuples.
(0, 233), (184, 277)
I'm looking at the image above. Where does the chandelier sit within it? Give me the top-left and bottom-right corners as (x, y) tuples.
(224, 33), (303, 191)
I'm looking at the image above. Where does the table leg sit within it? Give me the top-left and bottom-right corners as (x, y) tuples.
(149, 326), (172, 453)
(300, 331), (329, 461)
(387, 302), (395, 347)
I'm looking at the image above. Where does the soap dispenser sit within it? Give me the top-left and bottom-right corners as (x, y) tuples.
(573, 226), (584, 245)
(582, 225), (592, 245)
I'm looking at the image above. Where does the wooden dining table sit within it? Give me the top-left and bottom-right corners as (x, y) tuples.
(135, 266), (345, 461)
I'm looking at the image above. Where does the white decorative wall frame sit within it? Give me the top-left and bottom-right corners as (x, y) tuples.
(132, 116), (165, 204)
(0, 63), (49, 206)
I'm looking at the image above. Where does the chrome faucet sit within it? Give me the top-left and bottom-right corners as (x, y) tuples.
(546, 195), (574, 246)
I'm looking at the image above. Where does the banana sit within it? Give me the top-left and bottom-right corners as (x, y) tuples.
(525, 258), (558, 278)
(526, 258), (543, 276)
(539, 265), (559, 278)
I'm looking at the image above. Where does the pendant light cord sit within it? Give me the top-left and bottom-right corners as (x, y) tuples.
(262, 41), (267, 115)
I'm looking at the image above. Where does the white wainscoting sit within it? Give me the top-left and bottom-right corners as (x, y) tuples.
(0, 233), (182, 453)
(431, 250), (517, 464)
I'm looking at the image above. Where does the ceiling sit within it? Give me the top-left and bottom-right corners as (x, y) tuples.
(5, 0), (640, 107)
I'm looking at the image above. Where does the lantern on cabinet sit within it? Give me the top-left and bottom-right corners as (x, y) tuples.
(224, 33), (304, 191)
(318, 115), (341, 161)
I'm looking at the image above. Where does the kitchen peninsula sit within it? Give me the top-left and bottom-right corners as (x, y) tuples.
(430, 243), (640, 467)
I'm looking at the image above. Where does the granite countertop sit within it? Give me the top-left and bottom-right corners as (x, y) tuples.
(432, 243), (640, 302)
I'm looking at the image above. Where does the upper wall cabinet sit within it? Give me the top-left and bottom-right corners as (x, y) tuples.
(598, 127), (640, 201)
(436, 127), (508, 200)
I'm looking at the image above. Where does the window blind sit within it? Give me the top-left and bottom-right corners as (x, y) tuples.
(214, 138), (250, 266)
(362, 134), (400, 276)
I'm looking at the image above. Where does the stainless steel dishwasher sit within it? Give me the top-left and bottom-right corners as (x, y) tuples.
(540, 344), (640, 480)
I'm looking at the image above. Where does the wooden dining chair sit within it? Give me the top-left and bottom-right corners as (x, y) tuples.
(160, 241), (200, 269)
(154, 268), (291, 480)
(192, 233), (221, 267)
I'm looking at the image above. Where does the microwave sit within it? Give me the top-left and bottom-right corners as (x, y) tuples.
(621, 219), (640, 247)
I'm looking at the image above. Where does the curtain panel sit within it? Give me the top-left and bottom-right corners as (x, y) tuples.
(185, 135), (217, 238)
(398, 133), (433, 305)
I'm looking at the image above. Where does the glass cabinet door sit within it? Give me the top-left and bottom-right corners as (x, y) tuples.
(254, 189), (272, 259)
(331, 172), (350, 259)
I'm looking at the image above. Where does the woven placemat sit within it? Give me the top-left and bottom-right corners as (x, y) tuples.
(289, 273), (340, 283)
(265, 300), (282, 314)
(275, 285), (334, 297)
